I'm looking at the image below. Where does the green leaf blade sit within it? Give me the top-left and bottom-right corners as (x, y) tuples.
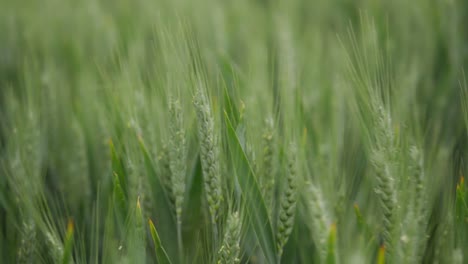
(148, 219), (173, 264)
(224, 111), (277, 264)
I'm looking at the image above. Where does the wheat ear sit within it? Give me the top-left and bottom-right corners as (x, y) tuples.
(308, 183), (330, 261)
(371, 105), (398, 252)
(260, 117), (276, 211)
(276, 143), (298, 259)
(405, 146), (427, 263)
(169, 99), (187, 258)
(45, 231), (64, 263)
(217, 211), (242, 264)
(193, 88), (223, 236)
(158, 145), (176, 213)
(17, 221), (36, 264)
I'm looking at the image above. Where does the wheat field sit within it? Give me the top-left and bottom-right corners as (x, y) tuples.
(0, 0), (467, 263)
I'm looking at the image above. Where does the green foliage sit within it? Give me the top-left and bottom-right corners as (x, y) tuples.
(149, 219), (172, 264)
(1, 0), (468, 263)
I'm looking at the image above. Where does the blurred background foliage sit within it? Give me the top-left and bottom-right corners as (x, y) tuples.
(0, 0), (468, 263)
